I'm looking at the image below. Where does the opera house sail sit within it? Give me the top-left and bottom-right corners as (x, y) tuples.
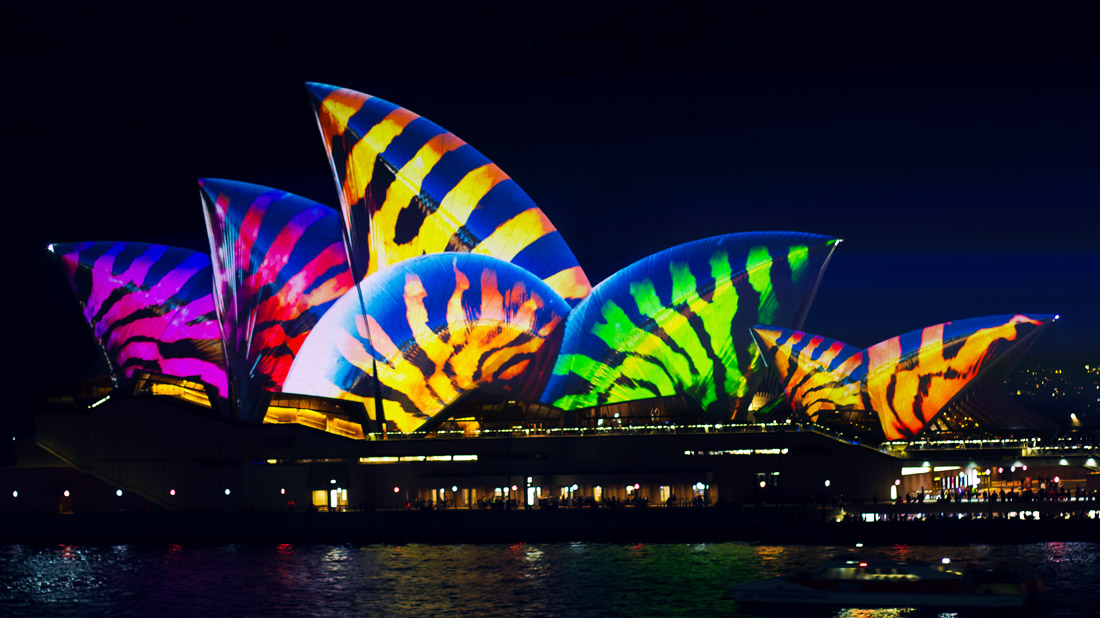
(305, 83), (592, 305)
(752, 314), (1057, 440)
(542, 232), (840, 421)
(283, 253), (571, 434)
(49, 241), (228, 404)
(199, 179), (353, 422)
(32, 80), (1077, 520)
(44, 83), (1059, 448)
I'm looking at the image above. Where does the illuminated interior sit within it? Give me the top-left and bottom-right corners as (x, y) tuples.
(132, 372), (214, 408)
(305, 82), (592, 305)
(263, 394), (365, 440)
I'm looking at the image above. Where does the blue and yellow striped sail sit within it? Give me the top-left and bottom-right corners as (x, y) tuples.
(306, 83), (592, 305)
(542, 232), (840, 421)
(283, 253), (572, 433)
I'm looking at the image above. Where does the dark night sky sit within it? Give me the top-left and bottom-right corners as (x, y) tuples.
(9, 6), (1099, 407)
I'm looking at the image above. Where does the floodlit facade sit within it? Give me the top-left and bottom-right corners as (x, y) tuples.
(752, 314), (1058, 440)
(28, 84), (1069, 516)
(49, 84), (841, 434)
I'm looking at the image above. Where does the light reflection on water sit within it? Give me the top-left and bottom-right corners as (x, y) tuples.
(1, 542), (1097, 617)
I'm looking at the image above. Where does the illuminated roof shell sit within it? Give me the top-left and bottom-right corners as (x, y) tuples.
(50, 241), (228, 398)
(199, 178), (354, 422)
(306, 82), (592, 305)
(750, 327), (865, 423)
(753, 314), (1057, 440)
(284, 253), (571, 433)
(542, 232), (840, 420)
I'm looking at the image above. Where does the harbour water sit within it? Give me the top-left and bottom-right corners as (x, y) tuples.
(2, 542), (1098, 617)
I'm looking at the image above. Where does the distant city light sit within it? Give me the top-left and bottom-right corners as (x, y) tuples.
(452, 485), (458, 492)
(280, 488), (286, 495)
(759, 481), (766, 488)
(942, 557), (951, 565)
(224, 488), (231, 495)
(11, 491), (16, 498)
(330, 479), (336, 485)
(63, 490), (70, 497)
(116, 489), (123, 497)
(393, 486), (400, 493)
(170, 489), (176, 496)
(894, 479), (901, 486)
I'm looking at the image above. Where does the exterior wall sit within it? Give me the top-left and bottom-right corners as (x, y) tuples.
(23, 397), (904, 514)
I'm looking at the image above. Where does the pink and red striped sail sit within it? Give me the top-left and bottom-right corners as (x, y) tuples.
(50, 241), (228, 398)
(199, 179), (354, 422)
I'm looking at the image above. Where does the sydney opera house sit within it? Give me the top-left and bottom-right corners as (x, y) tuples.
(7, 83), (1070, 516)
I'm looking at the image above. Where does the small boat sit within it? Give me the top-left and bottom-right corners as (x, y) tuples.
(730, 552), (1041, 608)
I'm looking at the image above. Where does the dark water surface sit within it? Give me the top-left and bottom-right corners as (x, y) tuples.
(2, 542), (1097, 617)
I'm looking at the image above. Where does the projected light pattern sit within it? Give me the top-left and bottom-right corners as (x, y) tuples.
(751, 327), (865, 422)
(199, 179), (354, 422)
(753, 314), (1055, 440)
(284, 253), (571, 433)
(51, 241), (227, 397)
(306, 83), (592, 304)
(542, 232), (839, 420)
(865, 314), (1052, 440)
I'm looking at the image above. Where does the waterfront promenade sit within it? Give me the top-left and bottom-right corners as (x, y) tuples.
(4, 501), (1097, 546)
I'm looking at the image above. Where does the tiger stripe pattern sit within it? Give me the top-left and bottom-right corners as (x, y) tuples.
(541, 232), (840, 421)
(305, 83), (592, 305)
(751, 326), (864, 422)
(753, 314), (1055, 440)
(283, 253), (571, 433)
(50, 241), (228, 397)
(199, 179), (354, 422)
(865, 314), (1053, 440)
